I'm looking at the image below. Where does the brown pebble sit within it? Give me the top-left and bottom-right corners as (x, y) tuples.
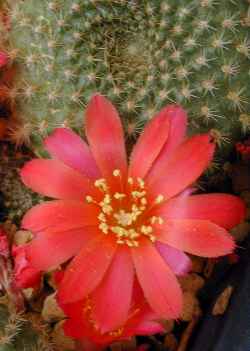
(203, 259), (216, 278)
(231, 222), (250, 242)
(232, 163), (250, 193)
(246, 208), (250, 221)
(13, 230), (33, 245)
(110, 338), (137, 351)
(240, 191), (250, 206)
(164, 333), (178, 351)
(212, 286), (234, 316)
(179, 274), (205, 294)
(181, 292), (200, 322)
(161, 319), (175, 333)
(42, 293), (65, 322)
(190, 256), (205, 273)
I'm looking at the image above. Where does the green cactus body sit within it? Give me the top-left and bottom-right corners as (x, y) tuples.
(0, 144), (43, 222)
(6, 0), (250, 157)
(0, 302), (54, 351)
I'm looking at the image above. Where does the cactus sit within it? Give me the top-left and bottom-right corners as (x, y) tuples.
(5, 0), (250, 155)
(0, 299), (57, 351)
(0, 227), (54, 351)
(0, 144), (43, 223)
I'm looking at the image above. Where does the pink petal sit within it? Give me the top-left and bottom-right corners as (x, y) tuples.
(12, 245), (41, 289)
(132, 241), (182, 319)
(148, 105), (187, 178)
(127, 309), (164, 336)
(0, 52), (8, 68)
(22, 200), (99, 234)
(155, 241), (192, 276)
(147, 134), (215, 201)
(44, 128), (100, 179)
(129, 106), (170, 179)
(0, 228), (9, 258)
(157, 193), (246, 230)
(92, 247), (134, 333)
(21, 159), (99, 200)
(85, 94), (127, 188)
(157, 219), (235, 257)
(58, 234), (117, 304)
(25, 227), (97, 270)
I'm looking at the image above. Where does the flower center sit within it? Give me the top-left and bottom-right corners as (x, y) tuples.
(85, 169), (164, 247)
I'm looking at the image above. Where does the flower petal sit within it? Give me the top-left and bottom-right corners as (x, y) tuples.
(44, 128), (101, 179)
(129, 106), (170, 179)
(92, 247), (134, 333)
(25, 227), (96, 270)
(0, 52), (8, 68)
(85, 94), (127, 187)
(12, 245), (42, 289)
(132, 241), (182, 319)
(58, 233), (117, 304)
(155, 241), (192, 276)
(157, 219), (235, 257)
(22, 200), (99, 234)
(157, 193), (246, 230)
(21, 159), (98, 200)
(126, 307), (164, 336)
(147, 134), (215, 201)
(148, 105), (187, 178)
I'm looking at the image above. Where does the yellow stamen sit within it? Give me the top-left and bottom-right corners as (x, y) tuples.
(155, 194), (165, 204)
(98, 213), (106, 222)
(113, 169), (121, 177)
(137, 177), (145, 189)
(101, 204), (113, 215)
(114, 192), (126, 200)
(158, 217), (164, 225)
(140, 197), (147, 205)
(141, 225), (153, 234)
(150, 216), (164, 225)
(103, 194), (111, 204)
(94, 178), (108, 192)
(128, 177), (134, 185)
(131, 190), (146, 199)
(99, 223), (109, 234)
(85, 195), (93, 203)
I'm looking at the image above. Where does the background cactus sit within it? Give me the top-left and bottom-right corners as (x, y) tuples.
(0, 0), (248, 217)
(0, 300), (55, 351)
(0, 144), (43, 222)
(4, 0), (250, 154)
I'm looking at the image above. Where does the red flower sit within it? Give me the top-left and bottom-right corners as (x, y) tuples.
(20, 95), (245, 332)
(12, 245), (41, 289)
(0, 52), (8, 68)
(60, 280), (164, 348)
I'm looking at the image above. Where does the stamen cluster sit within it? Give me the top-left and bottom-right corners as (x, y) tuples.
(86, 169), (164, 247)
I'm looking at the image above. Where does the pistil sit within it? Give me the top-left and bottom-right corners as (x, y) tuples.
(85, 170), (164, 247)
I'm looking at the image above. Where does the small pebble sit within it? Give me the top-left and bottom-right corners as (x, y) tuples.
(181, 292), (200, 322)
(111, 338), (136, 351)
(164, 333), (178, 351)
(190, 256), (205, 273)
(179, 274), (205, 294)
(162, 319), (175, 333)
(212, 286), (234, 316)
(14, 230), (33, 245)
(231, 222), (250, 242)
(240, 190), (250, 206)
(42, 293), (65, 322)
